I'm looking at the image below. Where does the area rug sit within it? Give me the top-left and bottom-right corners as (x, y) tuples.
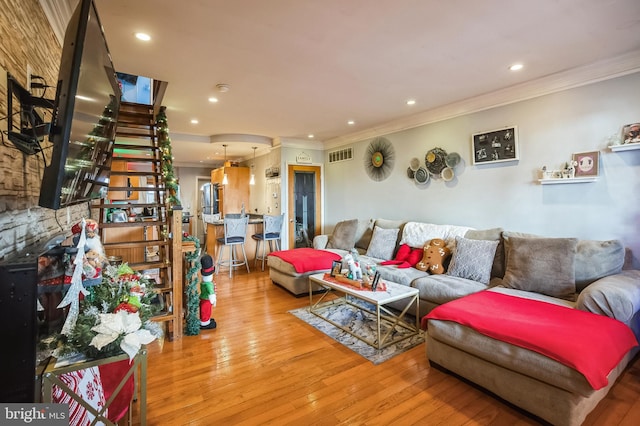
(289, 299), (425, 365)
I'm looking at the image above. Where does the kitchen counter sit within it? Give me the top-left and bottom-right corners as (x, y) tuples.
(205, 218), (264, 264)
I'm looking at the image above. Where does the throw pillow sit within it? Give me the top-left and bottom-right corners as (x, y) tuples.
(366, 226), (400, 260)
(574, 239), (624, 292)
(407, 247), (423, 267)
(447, 236), (499, 284)
(502, 236), (578, 300)
(394, 244), (411, 262)
(502, 230), (539, 267)
(415, 238), (451, 274)
(326, 219), (358, 250)
(464, 227), (505, 279)
(378, 244), (422, 268)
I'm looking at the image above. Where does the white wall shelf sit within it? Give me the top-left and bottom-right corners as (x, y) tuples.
(538, 177), (598, 185)
(609, 143), (640, 152)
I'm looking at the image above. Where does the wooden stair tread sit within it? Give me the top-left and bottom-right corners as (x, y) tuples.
(96, 202), (165, 208)
(107, 186), (165, 192)
(116, 131), (156, 139)
(103, 240), (169, 249)
(100, 221), (166, 228)
(128, 261), (169, 270)
(109, 170), (162, 177)
(113, 143), (159, 151)
(110, 157), (161, 164)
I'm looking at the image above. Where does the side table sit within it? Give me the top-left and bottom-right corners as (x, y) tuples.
(41, 349), (147, 425)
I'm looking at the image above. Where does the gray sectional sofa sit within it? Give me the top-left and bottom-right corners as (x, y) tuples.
(305, 217), (640, 426)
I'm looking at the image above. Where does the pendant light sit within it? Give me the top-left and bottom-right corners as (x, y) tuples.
(249, 146), (257, 185)
(222, 144), (229, 185)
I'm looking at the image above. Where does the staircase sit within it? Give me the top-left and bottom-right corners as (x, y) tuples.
(97, 101), (183, 340)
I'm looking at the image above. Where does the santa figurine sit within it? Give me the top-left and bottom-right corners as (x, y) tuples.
(71, 219), (106, 262)
(199, 254), (218, 330)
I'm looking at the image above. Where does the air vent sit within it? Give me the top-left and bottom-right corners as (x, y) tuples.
(328, 147), (353, 163)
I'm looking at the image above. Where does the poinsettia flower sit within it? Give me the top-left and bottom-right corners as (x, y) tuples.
(121, 329), (156, 359)
(89, 310), (156, 359)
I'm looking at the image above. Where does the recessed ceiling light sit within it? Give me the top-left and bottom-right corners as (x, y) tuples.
(308, 134), (314, 139)
(347, 120), (355, 125)
(135, 33), (151, 41)
(406, 99), (416, 106)
(191, 119), (199, 124)
(509, 63), (523, 71)
(208, 97), (218, 103)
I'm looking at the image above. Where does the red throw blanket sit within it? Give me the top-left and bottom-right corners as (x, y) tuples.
(424, 291), (638, 390)
(269, 248), (342, 273)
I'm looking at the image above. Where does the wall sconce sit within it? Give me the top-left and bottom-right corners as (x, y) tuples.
(249, 146), (257, 185)
(222, 144), (229, 185)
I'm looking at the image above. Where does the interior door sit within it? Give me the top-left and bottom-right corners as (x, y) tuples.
(287, 165), (322, 249)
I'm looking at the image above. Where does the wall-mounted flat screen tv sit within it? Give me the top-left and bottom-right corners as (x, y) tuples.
(39, 0), (121, 210)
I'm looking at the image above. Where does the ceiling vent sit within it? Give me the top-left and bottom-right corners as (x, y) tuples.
(328, 147), (353, 164)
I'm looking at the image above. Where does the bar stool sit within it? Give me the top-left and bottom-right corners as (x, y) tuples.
(216, 215), (250, 277)
(252, 213), (284, 271)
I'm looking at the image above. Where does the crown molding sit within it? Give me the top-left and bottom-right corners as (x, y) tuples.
(274, 137), (325, 150)
(324, 50), (640, 148)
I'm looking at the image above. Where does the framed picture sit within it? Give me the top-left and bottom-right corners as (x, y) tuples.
(330, 260), (342, 277)
(621, 122), (640, 144)
(572, 151), (599, 177)
(471, 126), (519, 165)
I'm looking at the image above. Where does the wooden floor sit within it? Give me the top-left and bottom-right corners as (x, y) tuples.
(130, 268), (640, 425)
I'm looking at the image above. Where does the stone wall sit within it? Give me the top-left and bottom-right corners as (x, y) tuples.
(0, 0), (86, 259)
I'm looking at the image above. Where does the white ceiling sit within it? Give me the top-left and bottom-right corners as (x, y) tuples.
(45, 0), (640, 166)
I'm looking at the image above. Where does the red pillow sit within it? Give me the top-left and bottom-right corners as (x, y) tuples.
(394, 244), (411, 262)
(407, 247), (423, 267)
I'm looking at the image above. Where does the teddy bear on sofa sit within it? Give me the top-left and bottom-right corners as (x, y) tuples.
(415, 238), (451, 274)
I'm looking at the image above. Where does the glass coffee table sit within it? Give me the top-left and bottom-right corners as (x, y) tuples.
(308, 273), (420, 350)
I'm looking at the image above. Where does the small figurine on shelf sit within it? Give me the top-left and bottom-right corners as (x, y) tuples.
(540, 166), (552, 179)
(199, 254), (218, 330)
(564, 160), (577, 179)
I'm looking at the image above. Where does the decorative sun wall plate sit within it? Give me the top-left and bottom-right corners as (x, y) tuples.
(364, 137), (395, 181)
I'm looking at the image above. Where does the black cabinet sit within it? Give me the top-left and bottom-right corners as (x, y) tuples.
(0, 250), (38, 402)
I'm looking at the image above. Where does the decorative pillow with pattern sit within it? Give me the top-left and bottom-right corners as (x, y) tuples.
(447, 236), (499, 284)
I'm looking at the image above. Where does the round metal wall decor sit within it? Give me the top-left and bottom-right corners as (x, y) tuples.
(364, 137), (395, 181)
(425, 147), (447, 176)
(414, 167), (430, 184)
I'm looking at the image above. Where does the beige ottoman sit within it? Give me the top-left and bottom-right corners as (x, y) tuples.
(267, 248), (341, 296)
